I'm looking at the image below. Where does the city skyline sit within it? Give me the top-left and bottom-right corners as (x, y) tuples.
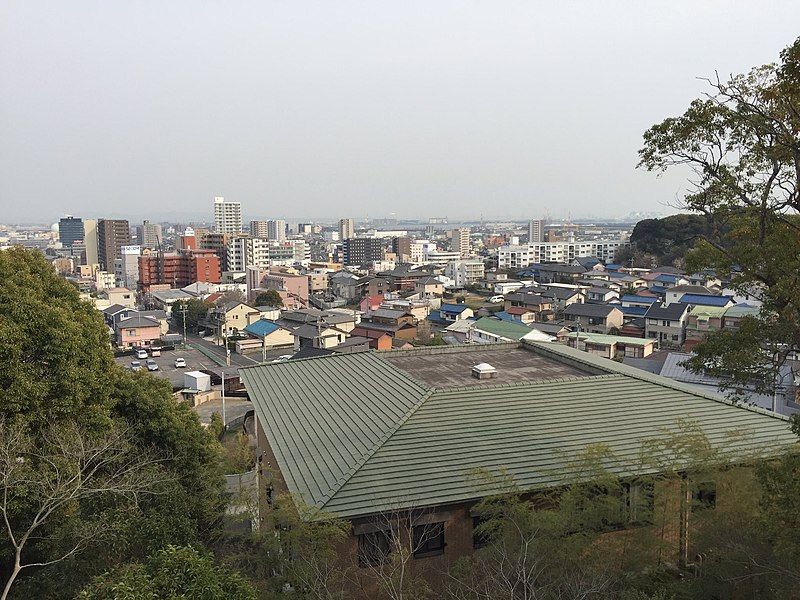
(3, 2), (800, 222)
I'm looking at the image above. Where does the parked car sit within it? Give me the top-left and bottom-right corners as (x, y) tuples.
(271, 354), (293, 363)
(489, 295), (505, 304)
(150, 347), (161, 357)
(146, 359), (159, 372)
(136, 349), (148, 359)
(174, 357), (186, 368)
(130, 361), (142, 372)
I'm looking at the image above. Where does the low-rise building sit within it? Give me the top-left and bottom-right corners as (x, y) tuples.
(644, 302), (690, 347)
(558, 331), (657, 359)
(562, 304), (624, 334)
(240, 341), (794, 597)
(115, 315), (161, 349)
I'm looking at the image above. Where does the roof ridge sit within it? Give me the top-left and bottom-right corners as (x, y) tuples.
(316, 387), (437, 510)
(523, 340), (791, 422)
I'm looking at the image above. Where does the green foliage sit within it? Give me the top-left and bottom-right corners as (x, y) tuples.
(624, 214), (713, 267)
(0, 247), (116, 430)
(172, 298), (212, 333)
(254, 289), (283, 307)
(0, 248), (227, 598)
(638, 36), (800, 393)
(78, 545), (257, 600)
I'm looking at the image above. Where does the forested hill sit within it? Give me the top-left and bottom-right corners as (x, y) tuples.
(623, 214), (712, 267)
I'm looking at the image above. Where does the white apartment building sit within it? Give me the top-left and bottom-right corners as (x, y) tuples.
(528, 219), (544, 243)
(214, 196), (242, 234)
(445, 259), (485, 288)
(450, 228), (470, 258)
(114, 245), (141, 289)
(425, 249), (462, 266)
(339, 218), (354, 241)
(497, 240), (629, 269)
(410, 240), (437, 264)
(267, 219), (286, 242)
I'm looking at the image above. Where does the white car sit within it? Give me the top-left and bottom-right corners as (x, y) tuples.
(146, 359), (159, 372)
(136, 349), (148, 359)
(488, 295), (505, 304)
(174, 357), (186, 368)
(271, 354), (293, 363)
(130, 361), (142, 372)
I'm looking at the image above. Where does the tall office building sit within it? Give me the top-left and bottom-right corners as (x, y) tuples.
(342, 238), (383, 266)
(339, 218), (354, 241)
(213, 196), (242, 234)
(137, 220), (163, 248)
(528, 219), (544, 243)
(97, 219), (131, 271)
(250, 220), (269, 237)
(392, 236), (412, 260)
(267, 219), (286, 242)
(58, 216), (84, 248)
(450, 228), (470, 258)
(83, 219), (98, 266)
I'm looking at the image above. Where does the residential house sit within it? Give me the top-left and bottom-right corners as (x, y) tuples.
(538, 286), (584, 313)
(100, 287), (136, 308)
(558, 331), (657, 359)
(586, 287), (619, 304)
(242, 319), (295, 351)
(562, 304), (624, 334)
(354, 308), (418, 341)
(684, 305), (728, 348)
(723, 303), (760, 330)
(348, 328), (393, 350)
(644, 302), (690, 348)
(620, 295), (659, 309)
(438, 303), (474, 324)
(415, 276), (444, 297)
(240, 342), (796, 598)
(502, 292), (554, 322)
(471, 316), (533, 343)
(206, 301), (261, 339)
(291, 323), (350, 351)
(680, 294), (734, 310)
(115, 315), (161, 349)
(664, 285), (717, 306)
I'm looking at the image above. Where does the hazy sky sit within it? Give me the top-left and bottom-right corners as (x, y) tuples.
(2, 2), (799, 224)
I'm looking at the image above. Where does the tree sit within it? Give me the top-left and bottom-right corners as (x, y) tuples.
(254, 289), (284, 307)
(0, 247), (117, 431)
(78, 545), (256, 600)
(172, 298), (211, 334)
(0, 248), (228, 598)
(638, 36), (800, 394)
(0, 419), (166, 600)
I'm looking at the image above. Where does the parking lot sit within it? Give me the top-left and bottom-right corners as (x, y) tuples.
(116, 346), (227, 388)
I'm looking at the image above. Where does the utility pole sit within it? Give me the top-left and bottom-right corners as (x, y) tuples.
(179, 303), (188, 348)
(220, 370), (227, 429)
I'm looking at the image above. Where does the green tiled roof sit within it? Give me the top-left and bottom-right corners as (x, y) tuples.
(240, 341), (796, 520)
(240, 352), (429, 508)
(472, 316), (532, 341)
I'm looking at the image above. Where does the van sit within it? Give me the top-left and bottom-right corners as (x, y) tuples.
(150, 347), (161, 357)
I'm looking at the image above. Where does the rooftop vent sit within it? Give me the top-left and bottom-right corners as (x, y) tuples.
(472, 362), (497, 380)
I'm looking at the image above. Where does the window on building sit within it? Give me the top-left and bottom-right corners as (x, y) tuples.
(623, 481), (655, 525)
(357, 529), (394, 567)
(472, 515), (490, 549)
(692, 481), (717, 510)
(412, 522), (445, 558)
